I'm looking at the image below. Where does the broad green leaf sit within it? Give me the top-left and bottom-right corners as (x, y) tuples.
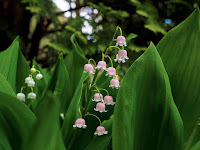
(22, 93), (66, 150)
(0, 73), (15, 96)
(35, 54), (70, 113)
(85, 117), (112, 150)
(156, 8), (200, 148)
(0, 36), (30, 92)
(61, 73), (89, 149)
(64, 33), (88, 101)
(0, 91), (36, 150)
(113, 43), (183, 150)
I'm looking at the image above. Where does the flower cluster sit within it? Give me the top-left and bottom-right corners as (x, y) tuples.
(73, 26), (128, 136)
(16, 65), (43, 102)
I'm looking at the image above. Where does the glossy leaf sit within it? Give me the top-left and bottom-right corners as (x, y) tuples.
(113, 43), (183, 150)
(157, 8), (200, 147)
(0, 91), (36, 150)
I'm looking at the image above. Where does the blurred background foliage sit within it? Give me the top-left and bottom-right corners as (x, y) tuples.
(0, 0), (199, 75)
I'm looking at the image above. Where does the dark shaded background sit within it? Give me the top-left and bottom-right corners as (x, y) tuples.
(0, 0), (199, 71)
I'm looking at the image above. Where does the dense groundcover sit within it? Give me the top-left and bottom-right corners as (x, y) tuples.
(0, 8), (200, 150)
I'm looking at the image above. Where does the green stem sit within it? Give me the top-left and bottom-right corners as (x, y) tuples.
(88, 58), (97, 67)
(78, 107), (82, 118)
(104, 55), (113, 67)
(93, 85), (101, 95)
(85, 113), (102, 125)
(36, 69), (41, 74)
(30, 87), (34, 92)
(109, 46), (121, 50)
(94, 88), (109, 96)
(102, 52), (105, 61)
(20, 86), (25, 93)
(184, 118), (200, 150)
(105, 26), (119, 55)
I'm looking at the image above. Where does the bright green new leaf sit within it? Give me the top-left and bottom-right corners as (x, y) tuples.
(0, 91), (36, 150)
(113, 43), (183, 150)
(0, 36), (30, 92)
(22, 93), (66, 150)
(157, 8), (200, 148)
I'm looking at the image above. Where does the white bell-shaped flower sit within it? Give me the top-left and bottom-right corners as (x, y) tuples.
(17, 93), (25, 102)
(28, 80), (35, 87)
(27, 92), (36, 99)
(36, 73), (43, 80)
(25, 77), (32, 83)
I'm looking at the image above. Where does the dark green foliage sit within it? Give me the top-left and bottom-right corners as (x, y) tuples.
(113, 43), (183, 150)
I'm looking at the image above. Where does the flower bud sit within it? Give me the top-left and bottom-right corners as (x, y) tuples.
(60, 113), (64, 120)
(94, 126), (108, 136)
(17, 93), (25, 102)
(116, 36), (127, 46)
(73, 118), (87, 128)
(94, 102), (108, 113)
(27, 92), (36, 99)
(36, 73), (43, 80)
(31, 67), (36, 73)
